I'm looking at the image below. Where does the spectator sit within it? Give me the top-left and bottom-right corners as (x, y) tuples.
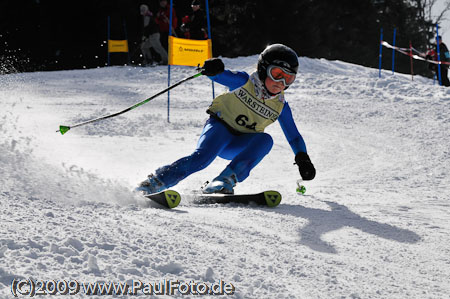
(156, 0), (178, 50)
(180, 15), (191, 39)
(181, 0), (207, 40)
(139, 4), (168, 65)
(437, 36), (450, 86)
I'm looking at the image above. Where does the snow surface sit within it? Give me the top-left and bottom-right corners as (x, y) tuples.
(1, 56), (449, 298)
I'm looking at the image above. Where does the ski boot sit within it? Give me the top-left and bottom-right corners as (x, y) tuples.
(136, 174), (166, 195)
(202, 166), (238, 194)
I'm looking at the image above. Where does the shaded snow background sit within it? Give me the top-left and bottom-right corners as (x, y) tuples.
(1, 56), (449, 298)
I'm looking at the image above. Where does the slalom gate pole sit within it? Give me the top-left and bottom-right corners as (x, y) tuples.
(409, 41), (414, 81)
(57, 72), (203, 135)
(391, 28), (396, 74)
(168, 0), (174, 123)
(378, 28), (383, 78)
(436, 25), (442, 86)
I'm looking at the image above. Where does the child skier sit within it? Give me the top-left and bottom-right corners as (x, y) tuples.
(137, 43), (316, 195)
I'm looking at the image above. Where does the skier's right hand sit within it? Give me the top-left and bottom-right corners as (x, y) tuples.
(295, 152), (316, 180)
(201, 58), (224, 76)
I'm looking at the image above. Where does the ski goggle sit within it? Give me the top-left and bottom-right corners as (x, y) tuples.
(267, 65), (296, 86)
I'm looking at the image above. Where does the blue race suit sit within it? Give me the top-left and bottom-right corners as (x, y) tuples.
(154, 70), (307, 187)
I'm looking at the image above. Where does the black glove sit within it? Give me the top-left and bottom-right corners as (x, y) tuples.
(295, 152), (316, 180)
(201, 58), (224, 76)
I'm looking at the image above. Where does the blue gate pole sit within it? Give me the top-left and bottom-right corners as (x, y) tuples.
(205, 0), (215, 99)
(205, 0), (212, 39)
(436, 25), (442, 86)
(378, 28), (383, 78)
(167, 0), (174, 122)
(107, 16), (111, 66)
(391, 28), (396, 74)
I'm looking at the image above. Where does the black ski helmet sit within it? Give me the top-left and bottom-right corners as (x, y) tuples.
(257, 44), (299, 82)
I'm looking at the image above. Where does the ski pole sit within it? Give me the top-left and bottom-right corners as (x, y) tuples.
(296, 179), (306, 195)
(57, 71), (203, 135)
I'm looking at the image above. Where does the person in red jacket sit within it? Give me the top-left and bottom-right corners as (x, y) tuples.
(426, 47), (438, 72)
(155, 0), (178, 50)
(180, 15), (191, 39)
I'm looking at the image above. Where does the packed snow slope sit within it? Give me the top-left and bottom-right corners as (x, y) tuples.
(1, 56), (449, 298)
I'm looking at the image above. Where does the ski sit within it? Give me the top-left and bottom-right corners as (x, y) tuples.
(195, 190), (282, 207)
(144, 190), (181, 209)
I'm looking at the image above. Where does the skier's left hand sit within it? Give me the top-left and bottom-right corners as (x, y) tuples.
(201, 58), (224, 76)
(295, 152), (316, 180)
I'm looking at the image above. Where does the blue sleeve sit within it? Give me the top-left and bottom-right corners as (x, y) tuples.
(208, 70), (249, 90)
(278, 102), (307, 154)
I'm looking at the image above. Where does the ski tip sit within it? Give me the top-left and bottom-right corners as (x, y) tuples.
(58, 125), (71, 135)
(263, 190), (282, 207)
(164, 190), (181, 209)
